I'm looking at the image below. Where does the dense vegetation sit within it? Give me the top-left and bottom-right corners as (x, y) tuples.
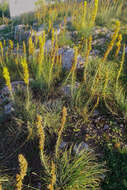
(0, 0), (127, 189)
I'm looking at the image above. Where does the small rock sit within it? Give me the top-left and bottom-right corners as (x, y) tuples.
(125, 47), (127, 54)
(59, 141), (68, 149)
(4, 103), (14, 114)
(62, 82), (79, 96)
(93, 109), (99, 117)
(0, 24), (6, 31)
(103, 124), (109, 130)
(120, 124), (124, 128)
(73, 142), (89, 155)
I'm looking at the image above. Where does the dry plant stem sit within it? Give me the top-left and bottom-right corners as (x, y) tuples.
(116, 44), (125, 89)
(55, 107), (67, 158)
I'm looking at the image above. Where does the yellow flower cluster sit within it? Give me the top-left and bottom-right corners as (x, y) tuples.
(55, 107), (67, 158)
(28, 36), (34, 55)
(0, 184), (2, 190)
(3, 67), (12, 92)
(91, 0), (98, 26)
(82, 1), (87, 27)
(9, 40), (13, 50)
(0, 41), (3, 57)
(103, 20), (120, 62)
(48, 162), (56, 190)
(16, 154), (28, 190)
(21, 58), (29, 85)
(36, 114), (45, 153)
(115, 33), (122, 57)
(23, 41), (26, 55)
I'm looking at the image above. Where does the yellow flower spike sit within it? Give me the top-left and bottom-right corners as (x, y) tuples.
(3, 67), (12, 93)
(115, 33), (122, 57)
(48, 161), (56, 190)
(9, 40), (13, 50)
(82, 1), (87, 27)
(103, 20), (120, 62)
(17, 43), (19, 52)
(91, 0), (98, 26)
(55, 107), (67, 158)
(36, 115), (49, 173)
(0, 41), (3, 57)
(16, 154), (28, 190)
(0, 184), (2, 190)
(116, 44), (125, 87)
(28, 36), (34, 55)
(21, 58), (29, 85)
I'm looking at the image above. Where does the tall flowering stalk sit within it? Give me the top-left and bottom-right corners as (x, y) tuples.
(0, 41), (3, 58)
(115, 33), (122, 57)
(9, 40), (13, 50)
(91, 0), (98, 26)
(55, 107), (67, 158)
(48, 162), (56, 190)
(21, 57), (29, 110)
(116, 44), (125, 88)
(16, 154), (28, 190)
(36, 115), (49, 173)
(3, 67), (13, 100)
(82, 1), (87, 27)
(103, 20), (120, 62)
(84, 35), (92, 81)
(51, 28), (55, 55)
(28, 36), (34, 55)
(38, 31), (45, 78)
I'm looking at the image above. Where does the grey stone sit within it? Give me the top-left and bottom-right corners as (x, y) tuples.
(44, 39), (52, 53)
(62, 82), (79, 96)
(93, 109), (99, 117)
(59, 141), (68, 149)
(103, 124), (109, 130)
(4, 103), (14, 114)
(73, 142), (89, 155)
(0, 24), (6, 31)
(125, 47), (127, 54)
(58, 48), (84, 70)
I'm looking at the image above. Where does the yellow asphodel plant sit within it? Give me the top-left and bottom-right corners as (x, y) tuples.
(90, 0), (98, 26)
(3, 67), (13, 100)
(103, 20), (120, 62)
(21, 57), (29, 110)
